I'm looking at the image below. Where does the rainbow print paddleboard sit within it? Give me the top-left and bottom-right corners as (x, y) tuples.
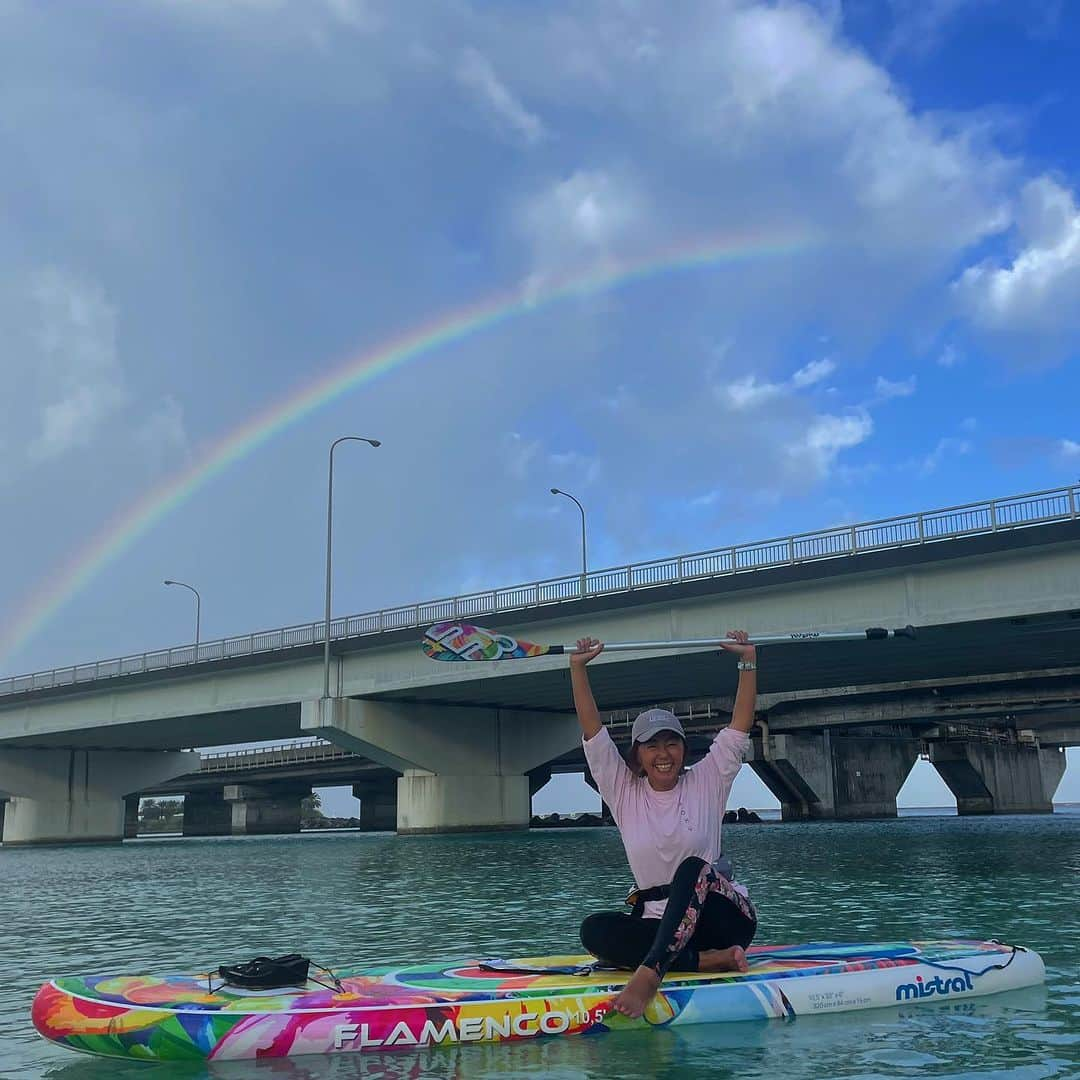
(32, 940), (1043, 1062)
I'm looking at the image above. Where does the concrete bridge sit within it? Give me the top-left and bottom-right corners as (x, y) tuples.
(130, 740), (400, 837)
(1, 485), (1077, 844)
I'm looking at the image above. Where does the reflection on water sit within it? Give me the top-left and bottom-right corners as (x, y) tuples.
(2, 813), (1077, 1079)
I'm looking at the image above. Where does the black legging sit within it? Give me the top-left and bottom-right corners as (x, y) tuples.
(580, 856), (756, 976)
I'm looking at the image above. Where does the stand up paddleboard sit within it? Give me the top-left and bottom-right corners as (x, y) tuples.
(32, 940), (1043, 1062)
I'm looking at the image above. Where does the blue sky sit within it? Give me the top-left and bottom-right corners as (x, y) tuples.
(0, 1), (1077, 812)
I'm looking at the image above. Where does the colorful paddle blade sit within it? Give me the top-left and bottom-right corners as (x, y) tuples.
(421, 623), (560, 662)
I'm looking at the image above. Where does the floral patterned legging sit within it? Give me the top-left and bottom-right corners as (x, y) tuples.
(579, 856), (757, 976)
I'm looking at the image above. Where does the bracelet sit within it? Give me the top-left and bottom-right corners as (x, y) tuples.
(737, 659), (757, 671)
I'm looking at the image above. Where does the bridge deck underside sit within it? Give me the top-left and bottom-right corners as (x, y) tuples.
(1, 704), (302, 751)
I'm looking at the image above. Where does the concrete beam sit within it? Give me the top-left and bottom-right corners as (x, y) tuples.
(764, 678), (1080, 732)
(0, 749), (198, 845)
(301, 698), (580, 776)
(929, 742), (1066, 814)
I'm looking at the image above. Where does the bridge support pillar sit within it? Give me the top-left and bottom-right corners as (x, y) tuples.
(224, 783), (311, 835)
(303, 698), (579, 834)
(0, 749), (198, 846)
(183, 790), (232, 837)
(929, 741), (1065, 814)
(528, 764), (552, 798)
(583, 768), (615, 824)
(749, 729), (918, 821)
(124, 795), (140, 839)
(352, 779), (397, 831)
(397, 771), (529, 834)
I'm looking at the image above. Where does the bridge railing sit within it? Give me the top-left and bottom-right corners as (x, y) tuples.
(198, 739), (358, 772)
(3, 484), (1076, 698)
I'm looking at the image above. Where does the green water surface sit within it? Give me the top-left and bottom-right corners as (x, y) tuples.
(1, 812), (1077, 1079)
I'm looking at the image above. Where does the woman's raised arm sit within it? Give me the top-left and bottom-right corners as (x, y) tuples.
(719, 630), (757, 734)
(570, 637), (605, 740)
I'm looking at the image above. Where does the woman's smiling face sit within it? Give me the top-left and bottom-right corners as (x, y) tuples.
(636, 732), (685, 791)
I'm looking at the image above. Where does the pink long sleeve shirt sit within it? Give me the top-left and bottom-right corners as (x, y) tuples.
(583, 725), (751, 919)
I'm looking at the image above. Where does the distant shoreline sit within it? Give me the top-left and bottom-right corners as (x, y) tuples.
(118, 802), (1080, 839)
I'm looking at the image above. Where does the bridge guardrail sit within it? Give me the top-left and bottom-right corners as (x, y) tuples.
(2, 484), (1076, 698)
(198, 739), (358, 772)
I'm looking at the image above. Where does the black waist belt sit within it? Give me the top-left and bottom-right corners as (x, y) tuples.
(624, 884), (670, 918)
(624, 855), (735, 918)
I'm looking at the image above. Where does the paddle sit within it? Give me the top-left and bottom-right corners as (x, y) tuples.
(422, 621), (917, 662)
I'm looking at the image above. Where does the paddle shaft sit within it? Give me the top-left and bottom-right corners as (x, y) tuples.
(557, 626), (915, 654)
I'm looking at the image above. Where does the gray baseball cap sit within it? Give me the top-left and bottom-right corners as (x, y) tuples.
(631, 708), (686, 744)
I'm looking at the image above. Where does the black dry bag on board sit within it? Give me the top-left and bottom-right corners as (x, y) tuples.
(217, 954), (311, 990)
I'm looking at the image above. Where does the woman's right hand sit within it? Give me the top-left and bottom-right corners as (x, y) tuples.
(570, 637), (604, 668)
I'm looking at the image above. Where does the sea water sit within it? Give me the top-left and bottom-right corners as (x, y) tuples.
(1, 811), (1077, 1079)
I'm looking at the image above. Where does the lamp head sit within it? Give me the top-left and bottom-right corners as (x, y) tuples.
(368, 439), (382, 448)
(550, 487), (560, 495)
(164, 579), (175, 586)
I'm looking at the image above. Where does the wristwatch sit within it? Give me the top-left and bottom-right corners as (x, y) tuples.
(736, 659), (757, 671)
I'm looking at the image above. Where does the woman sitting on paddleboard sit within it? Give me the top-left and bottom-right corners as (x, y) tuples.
(571, 630), (758, 1019)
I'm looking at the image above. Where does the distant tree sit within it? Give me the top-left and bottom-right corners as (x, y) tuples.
(139, 798), (184, 832)
(300, 793), (325, 828)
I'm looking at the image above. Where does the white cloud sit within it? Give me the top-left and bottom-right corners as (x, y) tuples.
(921, 436), (972, 474)
(518, 169), (645, 269)
(501, 432), (541, 480)
(723, 374), (785, 411)
(882, 0), (1062, 60)
(721, 358), (838, 411)
(548, 450), (601, 485)
(456, 47), (546, 146)
(787, 411), (874, 479)
(791, 357), (836, 387)
(954, 176), (1080, 343)
(324, 0), (381, 31)
(23, 270), (129, 463)
(1059, 439), (1080, 458)
(873, 374), (917, 400)
(937, 344), (962, 367)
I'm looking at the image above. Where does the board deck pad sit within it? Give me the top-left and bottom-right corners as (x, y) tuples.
(32, 940), (1044, 1062)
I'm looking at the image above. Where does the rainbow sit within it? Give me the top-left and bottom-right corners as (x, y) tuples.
(0, 229), (816, 668)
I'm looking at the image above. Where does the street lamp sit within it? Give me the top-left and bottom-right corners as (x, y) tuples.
(324, 435), (381, 701)
(163, 579), (201, 646)
(550, 487), (588, 595)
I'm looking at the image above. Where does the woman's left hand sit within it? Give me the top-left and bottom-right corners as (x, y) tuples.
(719, 629), (756, 660)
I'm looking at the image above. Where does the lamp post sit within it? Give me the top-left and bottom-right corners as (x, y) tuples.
(324, 435), (381, 702)
(550, 487), (588, 596)
(163, 579), (201, 647)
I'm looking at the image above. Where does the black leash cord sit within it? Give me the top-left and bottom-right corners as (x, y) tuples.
(917, 944), (1020, 979)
